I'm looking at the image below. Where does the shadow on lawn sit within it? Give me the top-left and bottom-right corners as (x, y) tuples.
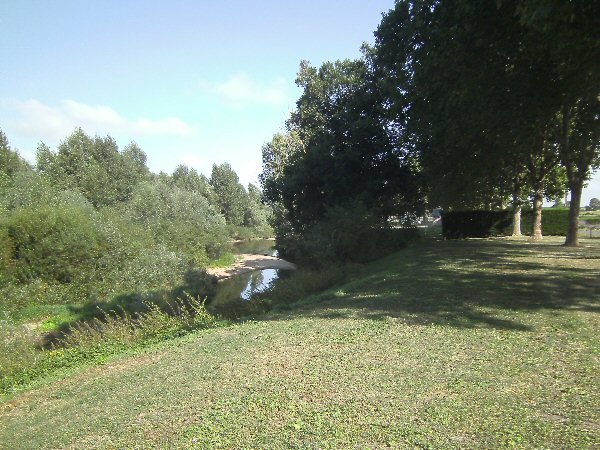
(266, 239), (600, 332)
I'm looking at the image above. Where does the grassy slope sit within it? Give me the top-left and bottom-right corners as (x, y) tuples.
(1, 237), (599, 449)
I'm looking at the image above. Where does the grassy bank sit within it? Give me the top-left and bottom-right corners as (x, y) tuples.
(1, 237), (599, 448)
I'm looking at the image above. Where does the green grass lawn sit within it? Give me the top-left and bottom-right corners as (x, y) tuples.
(1, 237), (599, 448)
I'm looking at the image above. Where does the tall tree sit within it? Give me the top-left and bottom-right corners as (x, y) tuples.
(0, 130), (30, 178)
(210, 163), (248, 226)
(172, 164), (218, 205)
(374, 0), (522, 213)
(36, 128), (150, 207)
(268, 58), (421, 232)
(260, 129), (304, 205)
(374, 0), (593, 242)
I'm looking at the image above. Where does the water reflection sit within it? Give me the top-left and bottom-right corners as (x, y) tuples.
(233, 239), (276, 256)
(240, 268), (278, 300)
(211, 268), (279, 308)
(208, 239), (290, 318)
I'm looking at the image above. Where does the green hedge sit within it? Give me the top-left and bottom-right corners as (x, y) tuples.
(519, 209), (570, 236)
(441, 211), (511, 239)
(442, 209), (569, 239)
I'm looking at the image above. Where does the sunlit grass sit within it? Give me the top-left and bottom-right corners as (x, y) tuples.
(0, 237), (598, 448)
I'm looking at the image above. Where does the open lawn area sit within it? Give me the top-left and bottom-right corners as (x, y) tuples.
(1, 237), (599, 448)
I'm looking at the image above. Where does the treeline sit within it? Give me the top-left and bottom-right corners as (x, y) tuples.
(260, 0), (599, 257)
(0, 128), (271, 310)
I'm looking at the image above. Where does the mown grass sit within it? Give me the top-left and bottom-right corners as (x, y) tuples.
(0, 236), (599, 448)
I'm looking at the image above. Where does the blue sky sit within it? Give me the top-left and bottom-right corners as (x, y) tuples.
(1, 0), (598, 204)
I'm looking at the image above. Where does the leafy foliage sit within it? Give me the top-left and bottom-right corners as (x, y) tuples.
(36, 128), (150, 207)
(210, 163), (248, 226)
(374, 0), (599, 244)
(0, 127), (271, 317)
(260, 59), (423, 263)
(4, 205), (108, 283)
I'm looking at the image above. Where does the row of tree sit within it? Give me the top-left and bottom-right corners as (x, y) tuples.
(1, 128), (270, 231)
(260, 0), (599, 251)
(1, 128), (271, 293)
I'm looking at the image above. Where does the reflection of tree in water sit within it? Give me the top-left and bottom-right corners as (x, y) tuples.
(233, 239), (276, 256)
(210, 273), (251, 307)
(242, 271), (265, 300)
(208, 269), (281, 318)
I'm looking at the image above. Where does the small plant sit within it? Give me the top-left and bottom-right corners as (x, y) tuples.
(0, 295), (217, 397)
(54, 294), (216, 350)
(208, 252), (236, 269)
(0, 311), (41, 380)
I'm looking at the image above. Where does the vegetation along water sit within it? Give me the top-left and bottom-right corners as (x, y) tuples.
(1, 0), (599, 447)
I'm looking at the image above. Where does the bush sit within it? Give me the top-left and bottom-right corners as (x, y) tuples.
(278, 204), (416, 266)
(0, 279), (91, 311)
(0, 312), (42, 381)
(5, 205), (109, 283)
(54, 295), (216, 349)
(527, 208), (569, 236)
(0, 227), (14, 284)
(126, 181), (231, 264)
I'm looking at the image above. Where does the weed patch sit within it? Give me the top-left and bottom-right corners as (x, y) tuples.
(0, 296), (217, 398)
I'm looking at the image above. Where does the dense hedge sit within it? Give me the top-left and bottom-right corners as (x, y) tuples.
(441, 211), (511, 239)
(519, 209), (570, 236)
(442, 209), (570, 239)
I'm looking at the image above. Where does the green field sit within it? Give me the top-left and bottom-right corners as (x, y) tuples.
(1, 237), (599, 448)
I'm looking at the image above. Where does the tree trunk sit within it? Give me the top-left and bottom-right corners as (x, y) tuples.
(531, 184), (544, 241)
(564, 179), (583, 246)
(512, 203), (522, 237)
(511, 184), (522, 236)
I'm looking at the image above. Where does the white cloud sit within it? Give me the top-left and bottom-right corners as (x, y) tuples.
(180, 154), (203, 167)
(5, 98), (196, 142)
(214, 74), (288, 106)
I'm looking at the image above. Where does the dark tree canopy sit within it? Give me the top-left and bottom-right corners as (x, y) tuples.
(374, 0), (599, 244)
(262, 59), (423, 233)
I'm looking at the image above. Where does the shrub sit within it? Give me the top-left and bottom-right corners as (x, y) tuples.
(126, 181), (230, 264)
(54, 295), (216, 349)
(531, 208), (569, 236)
(5, 205), (109, 283)
(0, 296), (217, 396)
(0, 312), (41, 381)
(278, 204), (415, 266)
(442, 211), (512, 239)
(0, 227), (14, 284)
(0, 279), (90, 311)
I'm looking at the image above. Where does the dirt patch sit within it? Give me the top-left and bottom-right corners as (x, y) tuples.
(207, 254), (296, 280)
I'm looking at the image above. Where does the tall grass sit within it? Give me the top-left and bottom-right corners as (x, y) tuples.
(54, 295), (215, 349)
(0, 312), (42, 380)
(1, 295), (217, 398)
(252, 265), (358, 313)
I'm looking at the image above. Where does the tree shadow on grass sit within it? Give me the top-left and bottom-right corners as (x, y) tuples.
(262, 239), (600, 332)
